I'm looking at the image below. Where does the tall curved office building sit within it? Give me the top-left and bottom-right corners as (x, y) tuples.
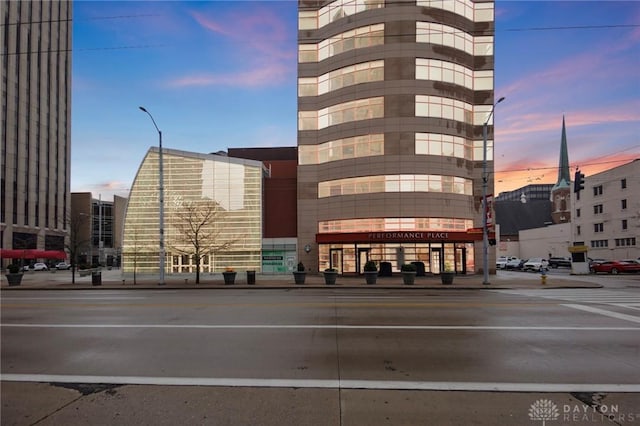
(297, 0), (496, 274)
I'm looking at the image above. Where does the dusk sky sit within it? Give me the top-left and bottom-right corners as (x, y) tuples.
(71, 1), (640, 200)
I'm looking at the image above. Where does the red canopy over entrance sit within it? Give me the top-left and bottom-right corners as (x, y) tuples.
(0, 249), (67, 260)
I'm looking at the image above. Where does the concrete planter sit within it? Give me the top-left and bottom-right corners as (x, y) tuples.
(223, 271), (236, 285)
(402, 271), (416, 285)
(364, 271), (378, 285)
(6, 273), (23, 286)
(293, 271), (306, 285)
(323, 271), (338, 285)
(440, 272), (454, 285)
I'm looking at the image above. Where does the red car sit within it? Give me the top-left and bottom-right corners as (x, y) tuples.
(590, 260), (640, 274)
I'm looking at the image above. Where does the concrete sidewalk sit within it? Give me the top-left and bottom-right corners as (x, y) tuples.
(1, 268), (602, 290)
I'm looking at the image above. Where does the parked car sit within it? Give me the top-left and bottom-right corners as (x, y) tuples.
(590, 260), (640, 274)
(505, 257), (524, 270)
(548, 257), (571, 268)
(523, 258), (549, 272)
(55, 262), (71, 270)
(23, 262), (49, 271)
(496, 256), (517, 269)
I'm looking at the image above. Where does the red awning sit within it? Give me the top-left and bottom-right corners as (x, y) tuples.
(0, 249), (66, 260)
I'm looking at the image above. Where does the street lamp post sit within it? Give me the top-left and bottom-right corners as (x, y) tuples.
(482, 96), (505, 285)
(139, 106), (165, 285)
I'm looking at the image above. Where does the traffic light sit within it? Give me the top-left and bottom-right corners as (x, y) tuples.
(573, 170), (585, 193)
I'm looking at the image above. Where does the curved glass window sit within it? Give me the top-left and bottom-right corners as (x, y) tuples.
(417, 0), (493, 22)
(298, 24), (384, 63)
(417, 22), (493, 56)
(318, 174), (473, 198)
(299, 134), (384, 165)
(299, 0), (384, 30)
(319, 217), (474, 233)
(299, 61), (384, 97)
(415, 95), (473, 124)
(416, 58), (493, 91)
(300, 97), (384, 131)
(415, 133), (472, 160)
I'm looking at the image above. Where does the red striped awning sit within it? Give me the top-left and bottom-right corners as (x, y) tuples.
(0, 249), (67, 260)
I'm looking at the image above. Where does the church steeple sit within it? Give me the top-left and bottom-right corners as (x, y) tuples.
(550, 116), (572, 224)
(552, 115), (571, 190)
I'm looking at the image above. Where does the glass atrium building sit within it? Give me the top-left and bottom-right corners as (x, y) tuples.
(122, 148), (264, 275)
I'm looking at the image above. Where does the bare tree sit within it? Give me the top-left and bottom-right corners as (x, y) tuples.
(169, 200), (234, 284)
(66, 212), (91, 284)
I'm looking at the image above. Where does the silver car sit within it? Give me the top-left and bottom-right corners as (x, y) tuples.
(523, 257), (549, 272)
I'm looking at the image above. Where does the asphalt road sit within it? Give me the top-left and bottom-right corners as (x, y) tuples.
(2, 286), (640, 425)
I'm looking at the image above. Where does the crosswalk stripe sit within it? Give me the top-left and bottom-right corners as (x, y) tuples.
(493, 289), (640, 309)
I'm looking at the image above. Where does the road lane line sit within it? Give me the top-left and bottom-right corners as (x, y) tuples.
(2, 323), (640, 331)
(2, 374), (639, 392)
(0, 297), (147, 300)
(562, 304), (640, 324)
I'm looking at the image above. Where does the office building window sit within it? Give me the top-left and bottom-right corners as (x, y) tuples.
(318, 217), (474, 233)
(614, 237), (635, 247)
(591, 240), (608, 248)
(593, 204), (603, 215)
(298, 134), (384, 165)
(621, 178), (626, 189)
(621, 199), (627, 210)
(622, 219), (628, 230)
(318, 174), (473, 198)
(593, 185), (603, 196)
(594, 223), (604, 233)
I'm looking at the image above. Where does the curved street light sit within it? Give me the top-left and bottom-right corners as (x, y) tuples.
(482, 96), (505, 285)
(139, 106), (165, 286)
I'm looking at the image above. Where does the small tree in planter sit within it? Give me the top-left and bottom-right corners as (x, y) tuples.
(364, 260), (378, 284)
(6, 264), (23, 286)
(324, 267), (338, 285)
(400, 263), (417, 285)
(293, 262), (306, 284)
(441, 263), (455, 285)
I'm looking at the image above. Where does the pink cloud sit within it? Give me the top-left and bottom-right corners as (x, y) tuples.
(168, 8), (295, 89)
(495, 153), (638, 195)
(169, 62), (292, 88)
(190, 9), (293, 61)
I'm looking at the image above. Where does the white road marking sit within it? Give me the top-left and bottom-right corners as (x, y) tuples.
(2, 374), (639, 392)
(1, 323), (639, 331)
(1, 297), (147, 300)
(562, 304), (640, 324)
(495, 289), (640, 311)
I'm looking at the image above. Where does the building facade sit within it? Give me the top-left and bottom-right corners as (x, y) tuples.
(297, 0), (496, 274)
(573, 159), (639, 261)
(122, 148), (265, 275)
(1, 1), (72, 265)
(70, 192), (126, 267)
(228, 147), (299, 273)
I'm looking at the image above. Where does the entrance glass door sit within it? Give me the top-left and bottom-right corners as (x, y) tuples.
(357, 248), (370, 274)
(430, 248), (442, 274)
(329, 249), (343, 273)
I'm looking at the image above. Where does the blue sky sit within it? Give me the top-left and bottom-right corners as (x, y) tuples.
(71, 1), (640, 199)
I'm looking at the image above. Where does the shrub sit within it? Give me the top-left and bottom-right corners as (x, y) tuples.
(8, 264), (21, 274)
(364, 260), (377, 272)
(325, 268), (338, 272)
(297, 262), (305, 272)
(400, 263), (417, 272)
